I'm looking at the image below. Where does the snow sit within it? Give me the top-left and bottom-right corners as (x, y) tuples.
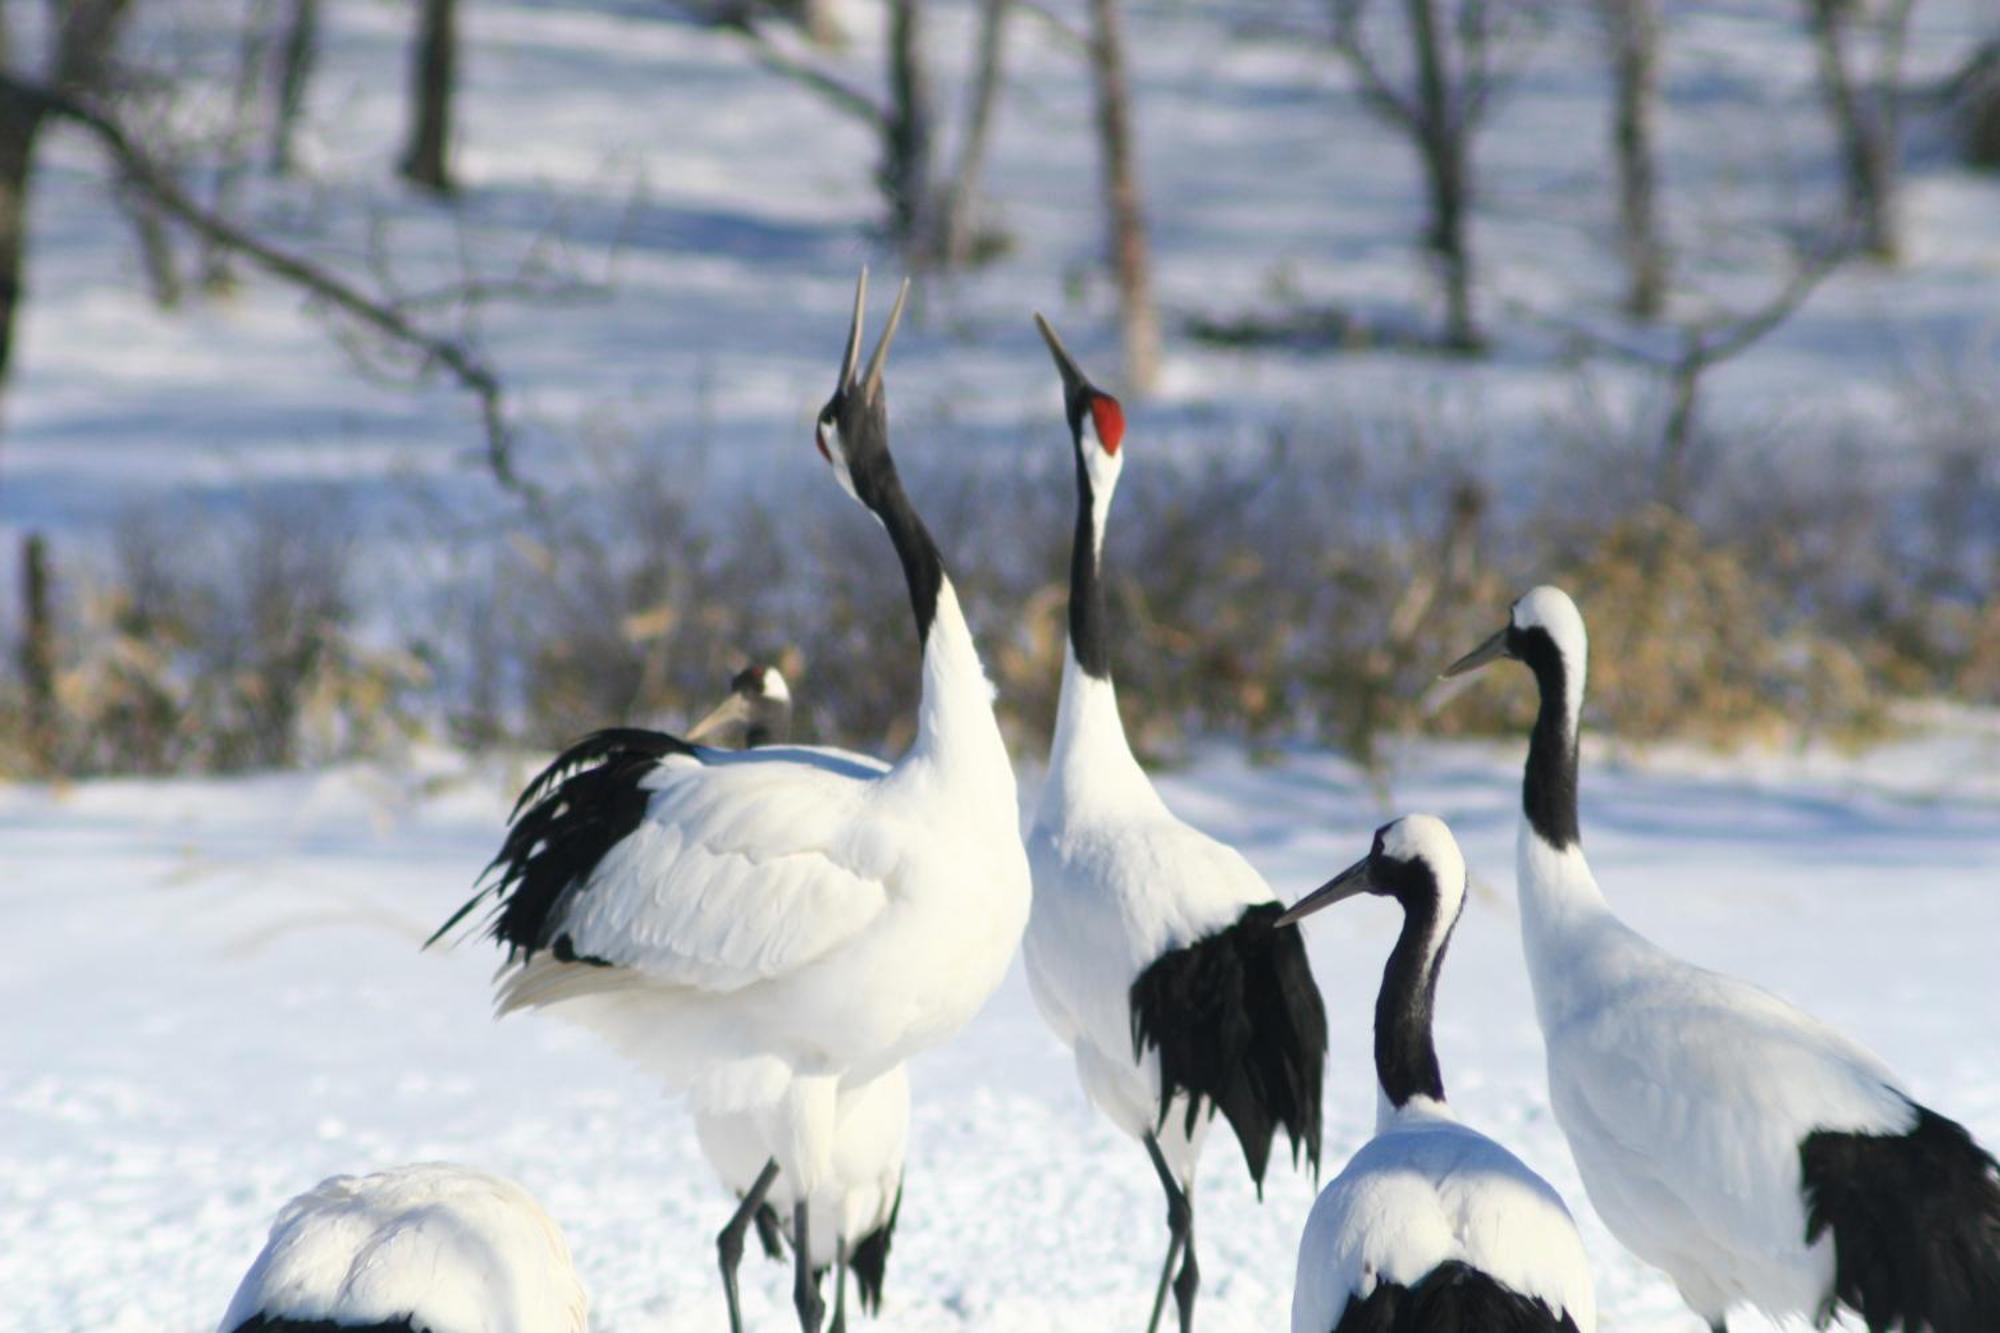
(3, 0), (1998, 1326)
(3, 0), (1997, 539)
(5, 731), (1998, 1330)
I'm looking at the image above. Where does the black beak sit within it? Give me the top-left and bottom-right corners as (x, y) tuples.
(1033, 312), (1091, 403)
(835, 267), (912, 403)
(1277, 855), (1376, 927)
(1442, 625), (1511, 679)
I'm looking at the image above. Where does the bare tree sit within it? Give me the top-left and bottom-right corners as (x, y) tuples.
(1598, 0), (1665, 318)
(936, 0), (1011, 268)
(401, 0), (458, 194)
(1086, 0), (1158, 390)
(881, 0), (936, 257)
(1803, 0), (1915, 261)
(0, 0), (137, 389)
(1, 71), (539, 499)
(1948, 38), (2000, 169)
(269, 0), (320, 174)
(1536, 238), (1849, 508)
(1332, 0), (1524, 350)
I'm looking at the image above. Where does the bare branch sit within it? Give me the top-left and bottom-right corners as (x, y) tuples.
(0, 72), (541, 503)
(672, 6), (887, 130)
(1332, 0), (1422, 130)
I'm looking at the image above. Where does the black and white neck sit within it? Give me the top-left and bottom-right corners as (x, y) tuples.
(1481, 587), (1610, 954)
(1278, 815), (1467, 1129)
(1515, 624), (1582, 855)
(1032, 314), (1145, 811)
(816, 272), (1001, 775)
(1368, 819), (1466, 1127)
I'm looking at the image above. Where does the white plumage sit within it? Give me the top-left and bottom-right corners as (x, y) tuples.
(1283, 816), (1594, 1333)
(216, 1163), (586, 1333)
(1021, 314), (1326, 1333)
(682, 665), (910, 1327)
(1445, 585), (2000, 1332)
(695, 1063), (907, 1273)
(435, 273), (1029, 1333)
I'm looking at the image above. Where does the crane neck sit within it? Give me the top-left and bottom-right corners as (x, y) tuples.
(1374, 888), (1454, 1124)
(1512, 634), (1612, 1019)
(1520, 632), (1582, 852)
(862, 464), (1010, 794)
(1043, 452), (1153, 815)
(1068, 450), (1114, 681)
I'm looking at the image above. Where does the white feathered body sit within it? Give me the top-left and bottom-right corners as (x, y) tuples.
(695, 1063), (909, 1270)
(490, 590), (1029, 1196)
(1024, 670), (1276, 1178)
(217, 1163), (586, 1333)
(1519, 833), (1913, 1320)
(1290, 1099), (1596, 1333)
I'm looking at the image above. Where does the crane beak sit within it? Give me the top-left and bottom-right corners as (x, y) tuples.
(1278, 855), (1375, 927)
(838, 267), (869, 395)
(1442, 626), (1511, 679)
(685, 694), (751, 746)
(1033, 312), (1089, 399)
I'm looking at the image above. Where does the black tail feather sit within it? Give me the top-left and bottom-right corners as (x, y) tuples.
(1801, 1101), (2000, 1333)
(847, 1183), (902, 1313)
(1330, 1260), (1580, 1333)
(1129, 901), (1328, 1191)
(428, 728), (697, 959)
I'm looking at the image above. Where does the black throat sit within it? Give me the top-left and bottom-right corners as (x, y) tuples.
(854, 455), (943, 645)
(1068, 447), (1112, 680)
(1517, 627), (1581, 851)
(1376, 878), (1452, 1109)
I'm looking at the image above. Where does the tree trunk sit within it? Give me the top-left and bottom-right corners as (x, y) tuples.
(1806, 0), (1907, 262)
(20, 532), (58, 773)
(882, 0), (935, 257)
(1406, 0), (1479, 350)
(400, 0), (457, 194)
(1952, 39), (2000, 169)
(1603, 0), (1665, 318)
(937, 0), (1010, 269)
(0, 89), (43, 391)
(269, 0), (320, 174)
(1086, 0), (1158, 390)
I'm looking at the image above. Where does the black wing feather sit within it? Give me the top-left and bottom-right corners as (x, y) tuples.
(1329, 1260), (1581, 1333)
(1801, 1100), (2000, 1333)
(1129, 901), (1328, 1192)
(428, 728), (700, 961)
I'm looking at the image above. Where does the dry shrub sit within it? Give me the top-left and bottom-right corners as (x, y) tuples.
(1439, 506), (1887, 748)
(5, 503), (424, 777)
(9, 386), (1992, 777)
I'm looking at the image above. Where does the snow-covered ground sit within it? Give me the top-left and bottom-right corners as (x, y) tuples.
(4, 0), (1998, 1326)
(6, 725), (1998, 1331)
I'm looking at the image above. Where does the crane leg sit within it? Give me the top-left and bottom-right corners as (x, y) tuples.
(754, 1202), (786, 1261)
(719, 1158), (781, 1333)
(793, 1199), (826, 1332)
(1143, 1134), (1197, 1333)
(830, 1236), (849, 1333)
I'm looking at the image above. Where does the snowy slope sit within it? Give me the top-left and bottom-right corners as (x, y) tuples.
(4, 729), (1997, 1331)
